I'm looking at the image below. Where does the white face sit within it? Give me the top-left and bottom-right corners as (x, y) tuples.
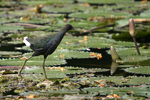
(23, 37), (31, 47)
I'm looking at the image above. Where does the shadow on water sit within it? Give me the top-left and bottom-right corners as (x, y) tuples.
(0, 43), (24, 51)
(0, 43), (28, 53)
(62, 48), (133, 77)
(64, 48), (112, 68)
(0, 44), (148, 77)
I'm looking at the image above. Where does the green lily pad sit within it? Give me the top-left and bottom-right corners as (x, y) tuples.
(0, 54), (66, 66)
(69, 11), (131, 19)
(88, 76), (150, 86)
(22, 66), (84, 75)
(0, 49), (99, 66)
(124, 66), (150, 75)
(0, 24), (24, 32)
(20, 89), (79, 97)
(55, 18), (99, 29)
(83, 85), (150, 98)
(80, 37), (135, 48)
(23, 0), (73, 5)
(23, 49), (99, 59)
(0, 51), (22, 57)
(43, 4), (91, 13)
(59, 36), (135, 49)
(80, 0), (134, 3)
(107, 47), (150, 63)
(18, 16), (51, 24)
(121, 55), (150, 63)
(21, 66), (109, 80)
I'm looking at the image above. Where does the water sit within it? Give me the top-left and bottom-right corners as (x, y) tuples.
(0, 45), (149, 77)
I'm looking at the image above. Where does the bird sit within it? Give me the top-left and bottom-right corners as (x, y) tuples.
(18, 24), (74, 79)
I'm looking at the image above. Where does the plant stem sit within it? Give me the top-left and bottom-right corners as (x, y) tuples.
(133, 36), (140, 55)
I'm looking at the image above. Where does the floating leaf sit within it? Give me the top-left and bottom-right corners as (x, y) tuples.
(83, 85), (150, 98)
(0, 54), (66, 66)
(125, 66), (150, 75)
(88, 76), (150, 86)
(20, 89), (80, 97)
(0, 24), (24, 32)
(0, 51), (21, 57)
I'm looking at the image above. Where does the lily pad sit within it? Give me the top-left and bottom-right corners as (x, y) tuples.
(107, 47), (150, 63)
(124, 66), (150, 75)
(0, 54), (66, 66)
(88, 76), (150, 86)
(22, 66), (84, 75)
(0, 49), (99, 66)
(0, 51), (22, 57)
(69, 11), (131, 19)
(23, 0), (73, 5)
(20, 89), (80, 97)
(0, 24), (24, 32)
(23, 49), (99, 59)
(42, 4), (91, 13)
(83, 85), (150, 98)
(121, 55), (150, 63)
(80, 0), (134, 3)
(55, 18), (99, 29)
(59, 36), (135, 49)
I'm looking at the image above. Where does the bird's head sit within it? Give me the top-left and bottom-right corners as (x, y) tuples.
(62, 24), (75, 31)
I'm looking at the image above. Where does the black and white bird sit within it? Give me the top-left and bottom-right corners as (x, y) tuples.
(18, 24), (74, 79)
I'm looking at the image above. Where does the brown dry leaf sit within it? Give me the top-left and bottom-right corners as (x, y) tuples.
(107, 95), (114, 98)
(66, 42), (72, 44)
(141, 0), (147, 3)
(134, 19), (150, 22)
(94, 79), (105, 84)
(99, 83), (105, 87)
(47, 67), (54, 70)
(116, 60), (123, 63)
(130, 57), (134, 60)
(61, 68), (65, 71)
(127, 91), (134, 95)
(60, 54), (65, 59)
(87, 17), (93, 21)
(97, 54), (102, 60)
(26, 94), (34, 99)
(47, 67), (65, 71)
(90, 53), (96, 56)
(63, 18), (67, 22)
(83, 3), (89, 6)
(20, 57), (26, 60)
(113, 94), (119, 98)
(84, 36), (87, 41)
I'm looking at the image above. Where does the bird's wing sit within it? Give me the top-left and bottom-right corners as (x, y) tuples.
(27, 33), (57, 51)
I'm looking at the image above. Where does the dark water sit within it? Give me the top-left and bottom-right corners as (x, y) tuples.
(0, 44), (148, 77)
(62, 48), (132, 77)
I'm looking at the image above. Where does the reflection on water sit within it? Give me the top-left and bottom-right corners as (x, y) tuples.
(110, 61), (118, 75)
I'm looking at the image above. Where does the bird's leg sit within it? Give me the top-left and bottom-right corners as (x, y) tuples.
(18, 56), (32, 78)
(42, 58), (47, 80)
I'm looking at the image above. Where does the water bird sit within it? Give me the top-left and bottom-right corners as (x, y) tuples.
(18, 24), (74, 79)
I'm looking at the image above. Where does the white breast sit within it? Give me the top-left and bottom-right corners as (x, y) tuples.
(23, 37), (31, 47)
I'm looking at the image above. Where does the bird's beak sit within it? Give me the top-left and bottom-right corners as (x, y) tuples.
(72, 27), (75, 30)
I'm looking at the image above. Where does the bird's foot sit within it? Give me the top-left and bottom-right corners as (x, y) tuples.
(18, 73), (23, 78)
(37, 79), (53, 88)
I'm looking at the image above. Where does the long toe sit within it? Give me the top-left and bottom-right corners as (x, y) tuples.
(18, 73), (23, 78)
(37, 80), (53, 88)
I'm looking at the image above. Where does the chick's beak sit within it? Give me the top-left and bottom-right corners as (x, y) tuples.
(72, 27), (75, 30)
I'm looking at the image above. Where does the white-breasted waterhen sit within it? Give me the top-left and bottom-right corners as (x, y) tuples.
(18, 24), (74, 79)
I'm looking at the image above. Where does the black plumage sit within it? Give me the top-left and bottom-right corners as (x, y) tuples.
(18, 24), (74, 79)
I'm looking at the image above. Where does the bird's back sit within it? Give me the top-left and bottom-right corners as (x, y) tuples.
(27, 33), (57, 51)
